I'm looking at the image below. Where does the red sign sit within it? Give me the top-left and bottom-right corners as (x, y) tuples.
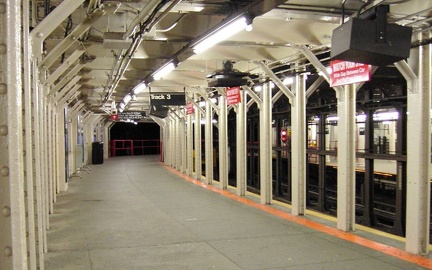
(226, 87), (241, 105)
(185, 103), (194, 115)
(109, 114), (119, 121)
(330, 60), (371, 87)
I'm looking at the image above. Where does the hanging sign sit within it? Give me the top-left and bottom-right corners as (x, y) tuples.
(226, 87), (241, 105)
(330, 60), (371, 87)
(185, 102), (194, 115)
(149, 92), (186, 106)
(109, 114), (119, 121)
(118, 111), (146, 121)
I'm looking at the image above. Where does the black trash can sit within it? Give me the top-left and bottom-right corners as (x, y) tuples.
(92, 142), (104, 164)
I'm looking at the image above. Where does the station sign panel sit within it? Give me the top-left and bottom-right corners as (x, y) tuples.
(185, 103), (194, 115)
(226, 86), (241, 105)
(111, 111), (146, 121)
(330, 60), (371, 87)
(149, 92), (186, 106)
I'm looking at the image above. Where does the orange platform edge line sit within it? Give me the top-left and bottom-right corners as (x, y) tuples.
(163, 164), (432, 270)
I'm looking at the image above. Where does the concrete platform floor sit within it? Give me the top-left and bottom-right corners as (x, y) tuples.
(45, 155), (431, 270)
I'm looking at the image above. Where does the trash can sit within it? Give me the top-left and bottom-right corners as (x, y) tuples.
(92, 142), (104, 164)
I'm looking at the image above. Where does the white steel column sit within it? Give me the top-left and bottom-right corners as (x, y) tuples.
(186, 112), (193, 176)
(336, 84), (356, 232)
(23, 0), (37, 266)
(291, 73), (307, 216)
(103, 122), (114, 159)
(396, 33), (431, 254)
(205, 100), (213, 184)
(219, 92), (228, 189)
(0, 0), (27, 268)
(179, 114), (186, 173)
(32, 62), (45, 268)
(260, 82), (273, 204)
(57, 107), (67, 191)
(175, 114), (181, 169)
(236, 88), (247, 196)
(47, 103), (54, 213)
(194, 103), (202, 179)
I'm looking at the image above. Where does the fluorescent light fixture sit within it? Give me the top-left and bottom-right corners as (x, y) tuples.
(193, 15), (252, 54)
(119, 102), (125, 110)
(254, 85), (262, 92)
(133, 82), (146, 94)
(194, 6), (204, 12)
(283, 77), (294, 85)
(153, 62), (176, 80)
(123, 94), (132, 104)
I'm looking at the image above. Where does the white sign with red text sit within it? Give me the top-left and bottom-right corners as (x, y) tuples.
(226, 87), (241, 105)
(330, 60), (371, 87)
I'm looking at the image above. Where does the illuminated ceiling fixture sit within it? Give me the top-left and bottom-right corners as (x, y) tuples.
(123, 94), (132, 104)
(153, 61), (176, 80)
(283, 77), (294, 85)
(133, 82), (146, 94)
(193, 15), (253, 54)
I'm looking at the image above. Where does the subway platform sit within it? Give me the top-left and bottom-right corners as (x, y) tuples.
(45, 156), (432, 270)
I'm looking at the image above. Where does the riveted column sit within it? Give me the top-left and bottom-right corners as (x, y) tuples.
(32, 61), (45, 268)
(23, 1), (37, 267)
(218, 91), (228, 189)
(260, 81), (272, 204)
(236, 88), (247, 196)
(186, 109), (193, 176)
(336, 84), (356, 232)
(291, 73), (307, 216)
(194, 98), (202, 180)
(396, 31), (432, 255)
(205, 99), (213, 185)
(179, 112), (186, 173)
(57, 107), (67, 191)
(0, 0), (28, 268)
(175, 112), (182, 170)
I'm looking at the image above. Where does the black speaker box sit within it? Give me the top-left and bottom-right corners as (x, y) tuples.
(331, 18), (412, 66)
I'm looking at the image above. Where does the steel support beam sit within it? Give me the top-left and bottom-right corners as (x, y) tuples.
(38, 8), (105, 69)
(205, 100), (213, 185)
(194, 101), (202, 180)
(0, 1), (27, 268)
(23, 1), (37, 266)
(186, 112), (193, 177)
(48, 64), (84, 96)
(291, 73), (307, 216)
(30, 0), (86, 58)
(218, 91), (228, 189)
(236, 88), (247, 196)
(44, 49), (85, 85)
(260, 82), (273, 204)
(395, 33), (431, 254)
(258, 61), (295, 102)
(336, 84), (356, 232)
(53, 76), (82, 102)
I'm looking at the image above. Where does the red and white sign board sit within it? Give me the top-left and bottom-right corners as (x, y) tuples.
(330, 60), (371, 87)
(109, 114), (119, 121)
(185, 102), (194, 115)
(226, 87), (241, 105)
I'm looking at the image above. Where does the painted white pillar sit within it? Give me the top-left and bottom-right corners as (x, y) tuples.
(180, 115), (186, 173)
(260, 82), (273, 204)
(57, 107), (67, 191)
(336, 84), (356, 232)
(0, 1), (27, 267)
(186, 113), (193, 176)
(219, 92), (228, 189)
(396, 33), (431, 254)
(236, 88), (247, 196)
(291, 73), (307, 215)
(205, 100), (214, 184)
(194, 103), (202, 180)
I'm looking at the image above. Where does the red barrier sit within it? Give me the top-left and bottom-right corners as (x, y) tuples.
(110, 140), (160, 156)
